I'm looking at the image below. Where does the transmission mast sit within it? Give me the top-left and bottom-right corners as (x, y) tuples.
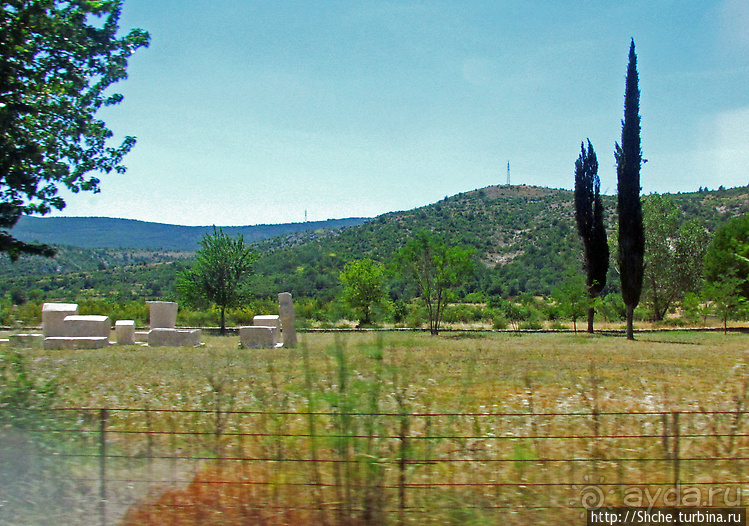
(506, 161), (510, 186)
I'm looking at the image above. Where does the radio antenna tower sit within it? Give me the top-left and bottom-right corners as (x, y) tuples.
(506, 161), (510, 185)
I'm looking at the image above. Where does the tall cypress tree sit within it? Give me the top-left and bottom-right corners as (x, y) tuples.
(574, 139), (609, 333)
(616, 39), (645, 340)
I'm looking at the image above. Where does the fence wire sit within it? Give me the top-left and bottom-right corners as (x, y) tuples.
(1, 407), (748, 525)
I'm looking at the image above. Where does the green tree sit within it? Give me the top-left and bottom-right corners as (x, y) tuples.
(552, 272), (589, 333)
(574, 139), (608, 332)
(704, 214), (749, 300)
(394, 231), (474, 335)
(705, 273), (747, 334)
(176, 228), (258, 335)
(675, 219), (710, 293)
(642, 194), (710, 321)
(0, 1), (149, 259)
(339, 258), (389, 326)
(615, 39), (645, 340)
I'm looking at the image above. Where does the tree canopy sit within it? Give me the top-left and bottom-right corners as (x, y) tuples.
(176, 228), (258, 335)
(339, 258), (389, 326)
(394, 231), (475, 335)
(0, 0), (149, 259)
(642, 194), (710, 321)
(704, 214), (749, 300)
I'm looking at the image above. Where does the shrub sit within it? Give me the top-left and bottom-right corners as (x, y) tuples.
(491, 316), (508, 330)
(0, 350), (59, 417)
(599, 293), (626, 322)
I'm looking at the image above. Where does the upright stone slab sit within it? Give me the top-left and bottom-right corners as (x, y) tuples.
(63, 315), (111, 338)
(115, 320), (136, 345)
(253, 315), (281, 345)
(239, 326), (277, 349)
(148, 301), (178, 329)
(278, 292), (297, 348)
(42, 303), (78, 338)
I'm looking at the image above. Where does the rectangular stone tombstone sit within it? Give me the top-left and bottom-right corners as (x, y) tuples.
(278, 292), (297, 348)
(239, 326), (277, 349)
(147, 328), (201, 347)
(63, 315), (111, 338)
(115, 320), (136, 345)
(148, 301), (178, 329)
(253, 315), (281, 345)
(42, 303), (78, 338)
(44, 337), (109, 350)
(253, 315), (281, 328)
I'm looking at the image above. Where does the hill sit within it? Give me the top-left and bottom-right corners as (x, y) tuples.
(11, 216), (369, 250)
(250, 184), (749, 301)
(0, 216), (368, 301)
(1, 184), (748, 304)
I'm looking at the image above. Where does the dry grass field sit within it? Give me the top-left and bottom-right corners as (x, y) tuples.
(5, 330), (749, 525)
(26, 330), (748, 412)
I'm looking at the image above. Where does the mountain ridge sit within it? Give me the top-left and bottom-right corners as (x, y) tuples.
(11, 215), (370, 251)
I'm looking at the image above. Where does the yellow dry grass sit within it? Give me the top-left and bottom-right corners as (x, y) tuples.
(13, 331), (749, 525)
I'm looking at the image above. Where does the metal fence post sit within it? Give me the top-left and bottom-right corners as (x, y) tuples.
(672, 411), (680, 488)
(99, 408), (108, 526)
(399, 411), (409, 524)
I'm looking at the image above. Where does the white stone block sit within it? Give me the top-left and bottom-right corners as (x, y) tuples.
(254, 315), (281, 328)
(115, 320), (136, 345)
(239, 326), (278, 349)
(147, 328), (201, 347)
(148, 301), (178, 329)
(63, 315), (111, 338)
(134, 331), (149, 343)
(253, 315), (281, 345)
(42, 303), (78, 338)
(278, 292), (297, 348)
(44, 337), (109, 350)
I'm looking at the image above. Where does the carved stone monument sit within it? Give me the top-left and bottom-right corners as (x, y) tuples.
(144, 301), (201, 347)
(278, 292), (297, 348)
(148, 328), (202, 347)
(63, 315), (111, 338)
(147, 301), (178, 329)
(44, 337), (109, 350)
(115, 320), (136, 345)
(253, 315), (281, 345)
(42, 303), (79, 338)
(239, 326), (277, 349)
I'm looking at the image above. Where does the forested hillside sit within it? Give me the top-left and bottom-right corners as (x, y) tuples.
(252, 184), (749, 302)
(1, 184), (747, 307)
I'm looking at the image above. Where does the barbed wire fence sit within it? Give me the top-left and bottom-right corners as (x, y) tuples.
(2, 407), (748, 525)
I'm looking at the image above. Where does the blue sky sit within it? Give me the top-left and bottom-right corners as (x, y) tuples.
(55, 0), (749, 226)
